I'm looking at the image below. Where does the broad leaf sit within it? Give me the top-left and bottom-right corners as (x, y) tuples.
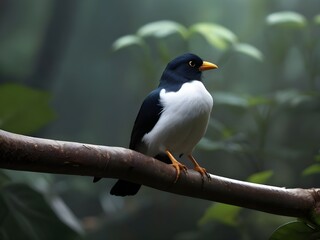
(266, 11), (307, 28)
(247, 95), (272, 107)
(247, 170), (273, 184)
(311, 209), (320, 226)
(190, 23), (237, 50)
(270, 221), (318, 240)
(137, 20), (188, 38)
(233, 43), (264, 61)
(198, 203), (241, 226)
(198, 170), (273, 228)
(213, 92), (271, 108)
(0, 84), (55, 134)
(48, 195), (84, 234)
(112, 35), (144, 51)
(314, 14), (320, 25)
(302, 164), (320, 176)
(0, 183), (82, 240)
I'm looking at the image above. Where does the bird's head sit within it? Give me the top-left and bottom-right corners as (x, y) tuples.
(160, 53), (218, 88)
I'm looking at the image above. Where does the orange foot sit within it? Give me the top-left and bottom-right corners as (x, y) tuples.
(188, 155), (211, 181)
(166, 150), (187, 183)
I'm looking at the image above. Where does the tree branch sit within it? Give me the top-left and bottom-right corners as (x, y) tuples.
(0, 129), (319, 221)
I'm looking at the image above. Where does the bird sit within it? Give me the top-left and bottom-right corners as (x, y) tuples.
(94, 53), (218, 196)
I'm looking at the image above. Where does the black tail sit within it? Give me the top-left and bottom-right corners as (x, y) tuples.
(109, 153), (170, 196)
(110, 180), (141, 196)
(93, 177), (101, 183)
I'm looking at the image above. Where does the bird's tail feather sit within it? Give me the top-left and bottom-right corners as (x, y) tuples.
(110, 180), (141, 196)
(109, 154), (170, 196)
(93, 177), (101, 183)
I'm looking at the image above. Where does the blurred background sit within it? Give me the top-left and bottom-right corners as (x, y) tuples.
(0, 0), (320, 239)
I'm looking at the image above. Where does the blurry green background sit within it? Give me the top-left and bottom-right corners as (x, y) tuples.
(1, 0), (320, 239)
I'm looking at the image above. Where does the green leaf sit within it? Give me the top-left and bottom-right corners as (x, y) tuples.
(190, 23), (237, 50)
(311, 209), (320, 226)
(247, 170), (273, 184)
(0, 84), (55, 134)
(137, 20), (188, 38)
(199, 203), (241, 226)
(198, 138), (243, 152)
(314, 14), (320, 25)
(198, 171), (273, 228)
(213, 92), (272, 108)
(302, 164), (320, 176)
(233, 43), (264, 61)
(112, 35), (144, 51)
(213, 92), (249, 108)
(48, 195), (83, 234)
(270, 221), (318, 240)
(247, 95), (272, 107)
(266, 11), (307, 28)
(274, 89), (312, 107)
(0, 183), (82, 240)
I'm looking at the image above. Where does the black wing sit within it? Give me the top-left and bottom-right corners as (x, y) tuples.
(129, 88), (163, 151)
(109, 89), (164, 196)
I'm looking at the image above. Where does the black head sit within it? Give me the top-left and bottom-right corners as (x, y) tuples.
(159, 53), (217, 90)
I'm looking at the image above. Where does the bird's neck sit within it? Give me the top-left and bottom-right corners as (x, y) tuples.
(159, 70), (190, 92)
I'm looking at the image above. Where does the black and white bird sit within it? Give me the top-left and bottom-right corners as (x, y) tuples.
(95, 53), (218, 196)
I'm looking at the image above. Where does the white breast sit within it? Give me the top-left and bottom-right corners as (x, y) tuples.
(142, 80), (213, 156)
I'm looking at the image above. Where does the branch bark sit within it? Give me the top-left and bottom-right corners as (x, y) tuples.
(0, 129), (319, 221)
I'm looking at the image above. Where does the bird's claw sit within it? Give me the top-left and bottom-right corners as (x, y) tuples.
(171, 162), (187, 183)
(194, 166), (211, 181)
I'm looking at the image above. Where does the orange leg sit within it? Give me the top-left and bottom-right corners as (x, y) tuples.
(165, 150), (187, 183)
(188, 155), (211, 180)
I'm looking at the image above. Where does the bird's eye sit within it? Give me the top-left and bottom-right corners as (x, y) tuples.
(188, 61), (196, 68)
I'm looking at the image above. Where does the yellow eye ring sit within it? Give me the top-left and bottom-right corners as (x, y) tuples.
(189, 61), (196, 67)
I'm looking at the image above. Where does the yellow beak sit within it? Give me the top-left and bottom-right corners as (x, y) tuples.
(199, 61), (218, 71)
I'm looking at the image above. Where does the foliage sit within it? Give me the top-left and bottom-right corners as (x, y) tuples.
(111, 10), (320, 240)
(112, 20), (263, 61)
(198, 170), (273, 227)
(302, 164), (320, 176)
(0, 181), (83, 240)
(0, 84), (55, 134)
(270, 221), (320, 240)
(1, 2), (320, 240)
(0, 83), (83, 239)
(266, 11), (307, 28)
(302, 153), (320, 176)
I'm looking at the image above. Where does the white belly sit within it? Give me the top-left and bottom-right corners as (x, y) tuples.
(142, 80), (213, 156)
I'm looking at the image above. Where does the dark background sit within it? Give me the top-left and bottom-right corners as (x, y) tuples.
(0, 0), (319, 239)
